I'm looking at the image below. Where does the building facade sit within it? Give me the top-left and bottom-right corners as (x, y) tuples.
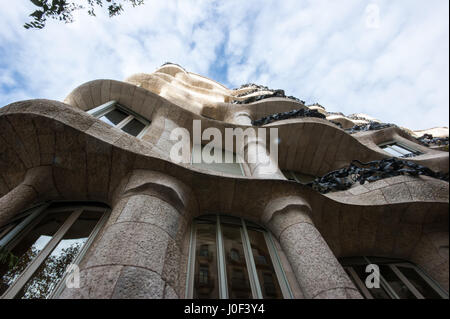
(0, 63), (448, 299)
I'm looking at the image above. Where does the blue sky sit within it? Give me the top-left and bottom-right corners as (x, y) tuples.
(0, 0), (448, 130)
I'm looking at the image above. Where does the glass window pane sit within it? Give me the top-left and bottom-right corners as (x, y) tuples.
(379, 265), (416, 299)
(221, 224), (252, 299)
(15, 210), (103, 299)
(193, 223), (219, 299)
(390, 144), (412, 156)
(340, 257), (447, 299)
(247, 229), (283, 299)
(99, 108), (128, 126)
(0, 211), (71, 296)
(382, 146), (404, 157)
(352, 265), (391, 299)
(121, 118), (145, 137)
(396, 266), (442, 299)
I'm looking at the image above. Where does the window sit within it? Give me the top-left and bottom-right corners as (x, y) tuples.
(191, 145), (245, 176)
(199, 245), (210, 258)
(282, 170), (316, 184)
(340, 256), (448, 299)
(0, 202), (109, 299)
(378, 142), (422, 158)
(229, 249), (240, 262)
(198, 266), (209, 285)
(88, 101), (150, 138)
(186, 215), (292, 299)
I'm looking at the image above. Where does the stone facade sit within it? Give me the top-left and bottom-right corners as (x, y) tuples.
(0, 63), (448, 299)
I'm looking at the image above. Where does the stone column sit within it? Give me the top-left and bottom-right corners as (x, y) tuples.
(231, 111), (285, 179)
(263, 196), (362, 299)
(0, 166), (55, 227)
(59, 170), (197, 299)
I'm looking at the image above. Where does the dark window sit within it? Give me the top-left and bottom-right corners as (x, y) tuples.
(340, 257), (447, 299)
(121, 118), (146, 137)
(189, 215), (288, 299)
(99, 109), (128, 126)
(89, 101), (150, 138)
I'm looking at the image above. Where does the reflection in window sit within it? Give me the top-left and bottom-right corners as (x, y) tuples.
(188, 215), (290, 299)
(199, 245), (209, 257)
(247, 229), (283, 299)
(198, 266), (209, 285)
(222, 224), (252, 299)
(0, 203), (108, 299)
(99, 108), (128, 126)
(88, 101), (150, 138)
(341, 257), (448, 299)
(230, 249), (240, 262)
(193, 222), (219, 299)
(379, 142), (422, 158)
(0, 212), (70, 296)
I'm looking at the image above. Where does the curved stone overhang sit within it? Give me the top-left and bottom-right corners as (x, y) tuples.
(63, 79), (449, 177)
(222, 97), (309, 123)
(155, 64), (230, 91)
(121, 63), (450, 145)
(0, 99), (448, 290)
(353, 126), (448, 172)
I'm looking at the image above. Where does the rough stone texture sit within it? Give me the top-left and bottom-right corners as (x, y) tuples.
(111, 266), (165, 299)
(59, 265), (123, 299)
(116, 195), (182, 240)
(381, 183), (413, 203)
(86, 221), (170, 274)
(161, 238), (182, 286)
(163, 284), (179, 299)
(313, 288), (362, 299)
(273, 216), (360, 299)
(284, 223), (357, 298)
(273, 209), (312, 238)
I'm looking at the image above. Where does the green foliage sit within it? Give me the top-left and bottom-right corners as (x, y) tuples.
(1, 242), (82, 298)
(18, 243), (82, 298)
(24, 0), (145, 29)
(0, 247), (19, 269)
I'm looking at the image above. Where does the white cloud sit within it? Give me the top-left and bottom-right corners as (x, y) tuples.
(0, 0), (448, 130)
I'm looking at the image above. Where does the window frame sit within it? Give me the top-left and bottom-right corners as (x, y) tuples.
(185, 215), (293, 299)
(341, 256), (448, 299)
(0, 202), (109, 299)
(87, 100), (151, 139)
(378, 141), (422, 158)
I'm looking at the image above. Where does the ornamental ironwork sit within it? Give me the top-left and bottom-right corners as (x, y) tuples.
(232, 84), (305, 105)
(252, 108), (326, 126)
(416, 134), (449, 147)
(306, 158), (449, 194)
(345, 122), (395, 134)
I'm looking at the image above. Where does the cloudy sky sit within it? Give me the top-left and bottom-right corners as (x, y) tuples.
(0, 0), (448, 130)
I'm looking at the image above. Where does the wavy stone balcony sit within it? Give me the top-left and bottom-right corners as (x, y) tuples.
(0, 64), (448, 299)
